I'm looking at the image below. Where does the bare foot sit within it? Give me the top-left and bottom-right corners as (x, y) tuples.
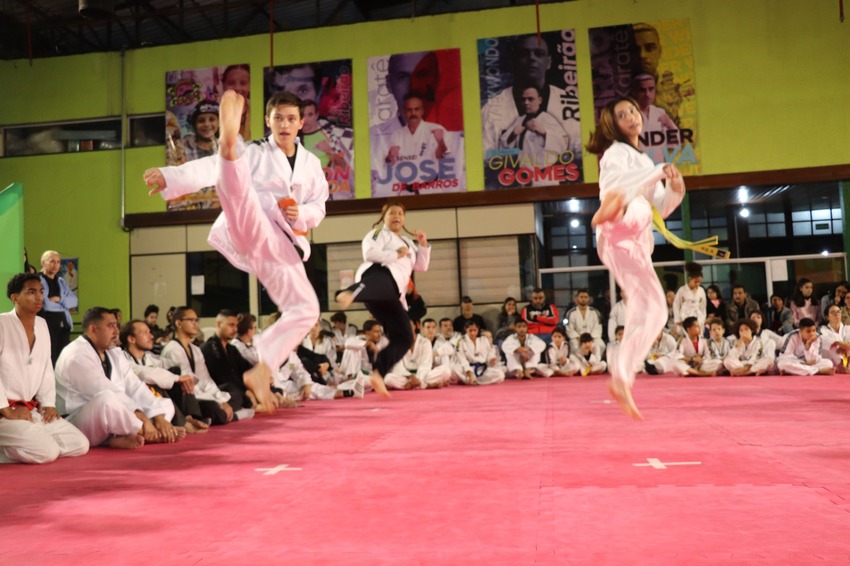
(218, 90), (245, 161)
(108, 434), (145, 450)
(243, 363), (276, 411)
(607, 378), (643, 420)
(184, 417), (210, 434)
(336, 290), (354, 310)
(818, 367), (835, 375)
(591, 192), (625, 228)
(369, 371), (391, 398)
(279, 396), (301, 408)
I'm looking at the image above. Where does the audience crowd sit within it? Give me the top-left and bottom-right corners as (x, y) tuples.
(2, 256), (848, 464)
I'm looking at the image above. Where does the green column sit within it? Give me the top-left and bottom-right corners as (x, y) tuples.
(841, 180), (850, 279)
(0, 183), (25, 311)
(680, 193), (693, 263)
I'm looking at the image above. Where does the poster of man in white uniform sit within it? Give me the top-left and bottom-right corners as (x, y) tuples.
(368, 49), (465, 197)
(478, 31), (582, 190)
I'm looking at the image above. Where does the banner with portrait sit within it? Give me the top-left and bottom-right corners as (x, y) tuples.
(164, 64), (252, 211)
(264, 60), (354, 200)
(367, 49), (465, 198)
(478, 30), (583, 190)
(588, 19), (700, 174)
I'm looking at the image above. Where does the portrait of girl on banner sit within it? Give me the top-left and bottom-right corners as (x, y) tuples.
(164, 64), (252, 211)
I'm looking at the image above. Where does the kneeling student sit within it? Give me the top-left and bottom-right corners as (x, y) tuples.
(570, 332), (607, 376)
(724, 319), (774, 376)
(457, 320), (506, 385)
(502, 319), (552, 379)
(547, 327), (579, 376)
(777, 317), (834, 375)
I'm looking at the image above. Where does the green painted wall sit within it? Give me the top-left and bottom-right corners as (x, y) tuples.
(0, 0), (847, 315)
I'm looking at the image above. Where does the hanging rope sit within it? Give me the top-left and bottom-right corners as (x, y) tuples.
(26, 0), (33, 66)
(535, 0), (542, 46)
(269, 0), (275, 68)
(841, 0), (845, 22)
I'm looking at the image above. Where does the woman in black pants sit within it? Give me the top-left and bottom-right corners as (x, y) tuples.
(336, 202), (430, 397)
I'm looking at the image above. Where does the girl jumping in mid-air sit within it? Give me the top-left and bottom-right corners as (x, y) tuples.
(587, 96), (686, 419)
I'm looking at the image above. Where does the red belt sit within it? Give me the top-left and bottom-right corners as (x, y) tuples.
(1, 399), (39, 417)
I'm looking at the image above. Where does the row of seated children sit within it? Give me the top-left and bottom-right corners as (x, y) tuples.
(331, 313), (609, 392)
(632, 312), (841, 378)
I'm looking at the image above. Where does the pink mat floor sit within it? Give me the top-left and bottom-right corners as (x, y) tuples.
(2, 374), (850, 565)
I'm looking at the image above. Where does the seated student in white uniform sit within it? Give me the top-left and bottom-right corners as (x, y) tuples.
(777, 317), (834, 376)
(725, 319), (775, 376)
(607, 291), (628, 346)
(607, 325), (646, 377)
(0, 273), (89, 464)
(160, 307), (247, 425)
(502, 319), (552, 379)
(120, 320), (209, 434)
(748, 311), (781, 357)
(672, 262), (706, 337)
(422, 318), (464, 384)
(330, 311), (357, 364)
(644, 330), (678, 375)
(338, 320), (386, 382)
(547, 327), (579, 377)
(301, 319), (340, 384)
(703, 319), (731, 376)
(570, 332), (608, 376)
(435, 317), (463, 350)
(55, 308), (185, 450)
(273, 351), (362, 402)
(667, 316), (715, 377)
(231, 312), (259, 367)
(457, 320), (506, 385)
(564, 289), (606, 356)
(818, 304), (850, 373)
(384, 321), (450, 390)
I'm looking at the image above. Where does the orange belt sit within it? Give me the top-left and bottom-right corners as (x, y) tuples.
(277, 198), (309, 236)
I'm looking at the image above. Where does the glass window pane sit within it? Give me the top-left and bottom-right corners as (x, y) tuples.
(791, 211), (811, 221)
(767, 223), (787, 237)
(750, 225), (767, 238)
(811, 209), (831, 221)
(792, 222), (812, 236)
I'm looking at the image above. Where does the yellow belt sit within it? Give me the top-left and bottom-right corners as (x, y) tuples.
(651, 205), (731, 259)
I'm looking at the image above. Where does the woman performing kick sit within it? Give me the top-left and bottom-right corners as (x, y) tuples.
(587, 96), (686, 419)
(336, 202), (431, 398)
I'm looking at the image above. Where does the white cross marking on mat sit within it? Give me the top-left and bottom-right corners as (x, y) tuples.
(255, 464), (302, 475)
(592, 399), (613, 404)
(633, 458), (701, 469)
